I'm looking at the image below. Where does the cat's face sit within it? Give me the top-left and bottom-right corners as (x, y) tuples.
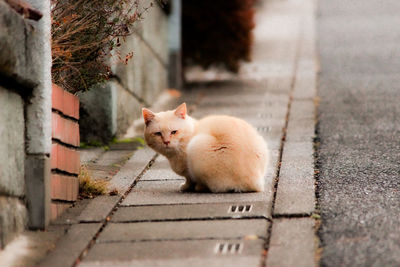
(143, 103), (193, 155)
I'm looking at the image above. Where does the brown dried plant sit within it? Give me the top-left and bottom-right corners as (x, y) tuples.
(51, 0), (156, 93)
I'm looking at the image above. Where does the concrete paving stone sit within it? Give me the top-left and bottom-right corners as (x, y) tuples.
(139, 156), (184, 181)
(109, 141), (142, 151)
(199, 96), (266, 106)
(264, 140), (282, 153)
(139, 168), (184, 181)
(197, 98), (288, 113)
(280, 141), (314, 159)
(77, 195), (120, 222)
(108, 147), (156, 192)
(40, 223), (102, 267)
(79, 257), (261, 267)
(51, 199), (91, 225)
(98, 219), (269, 242)
(263, 76), (294, 94)
(266, 218), (316, 267)
(94, 150), (134, 166)
(188, 80), (265, 95)
(274, 141), (315, 215)
(121, 180), (273, 206)
(289, 100), (316, 120)
(292, 64), (317, 100)
(193, 105), (287, 121)
(199, 92), (288, 106)
(112, 201), (270, 222)
(80, 148), (105, 164)
(285, 117), (315, 142)
(81, 239), (264, 266)
(87, 169), (119, 180)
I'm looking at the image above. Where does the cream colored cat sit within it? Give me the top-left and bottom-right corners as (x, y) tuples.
(142, 103), (268, 193)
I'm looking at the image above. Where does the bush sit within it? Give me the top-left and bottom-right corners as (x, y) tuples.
(182, 0), (256, 73)
(51, 0), (156, 93)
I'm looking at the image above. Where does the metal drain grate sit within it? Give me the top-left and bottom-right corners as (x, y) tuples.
(257, 113), (272, 118)
(215, 242), (243, 255)
(229, 204), (252, 213)
(257, 126), (271, 132)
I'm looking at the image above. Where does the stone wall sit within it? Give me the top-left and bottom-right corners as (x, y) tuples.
(79, 3), (169, 143)
(0, 86), (27, 249)
(0, 0), (52, 248)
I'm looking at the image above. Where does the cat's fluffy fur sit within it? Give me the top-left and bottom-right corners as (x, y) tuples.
(142, 103), (269, 193)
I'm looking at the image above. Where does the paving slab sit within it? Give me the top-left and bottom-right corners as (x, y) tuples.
(108, 147), (156, 192)
(40, 223), (102, 267)
(94, 150), (134, 166)
(98, 219), (269, 242)
(266, 218), (316, 267)
(77, 195), (120, 222)
(81, 239), (263, 267)
(51, 199), (91, 225)
(289, 100), (316, 120)
(112, 201), (270, 222)
(274, 141), (315, 215)
(80, 148), (105, 164)
(292, 70), (316, 100)
(121, 180), (273, 206)
(79, 257), (261, 267)
(285, 117), (315, 142)
(139, 156), (184, 181)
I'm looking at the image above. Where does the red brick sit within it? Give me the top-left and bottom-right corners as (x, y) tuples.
(52, 83), (64, 113)
(52, 112), (80, 147)
(73, 93), (80, 120)
(50, 202), (72, 221)
(51, 143), (80, 175)
(63, 89), (79, 120)
(52, 83), (79, 120)
(51, 174), (79, 201)
(51, 144), (58, 170)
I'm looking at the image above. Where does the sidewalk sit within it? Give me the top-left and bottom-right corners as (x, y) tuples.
(0, 0), (318, 266)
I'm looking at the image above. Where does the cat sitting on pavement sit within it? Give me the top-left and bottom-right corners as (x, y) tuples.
(142, 103), (269, 193)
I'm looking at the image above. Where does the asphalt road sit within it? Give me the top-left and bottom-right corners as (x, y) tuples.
(317, 0), (400, 266)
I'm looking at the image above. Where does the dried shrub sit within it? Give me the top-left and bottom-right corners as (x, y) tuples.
(78, 165), (107, 198)
(182, 0), (256, 73)
(51, 0), (156, 93)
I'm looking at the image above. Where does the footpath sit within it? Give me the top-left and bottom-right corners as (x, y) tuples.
(0, 0), (318, 266)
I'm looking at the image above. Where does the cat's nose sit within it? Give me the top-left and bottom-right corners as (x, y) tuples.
(163, 141), (170, 145)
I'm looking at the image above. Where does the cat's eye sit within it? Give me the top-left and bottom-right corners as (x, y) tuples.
(171, 130), (177, 135)
(154, 132), (162, 136)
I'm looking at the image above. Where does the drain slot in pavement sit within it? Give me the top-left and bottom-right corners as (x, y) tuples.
(215, 242), (243, 255)
(257, 126), (271, 132)
(257, 113), (272, 118)
(229, 204), (252, 213)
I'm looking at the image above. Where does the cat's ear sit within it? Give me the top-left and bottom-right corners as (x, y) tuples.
(174, 103), (187, 119)
(142, 108), (155, 126)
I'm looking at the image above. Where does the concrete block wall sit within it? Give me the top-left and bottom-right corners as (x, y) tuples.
(0, 86), (27, 249)
(79, 3), (169, 143)
(0, 0), (52, 248)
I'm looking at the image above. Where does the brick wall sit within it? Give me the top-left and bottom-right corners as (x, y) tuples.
(51, 84), (80, 219)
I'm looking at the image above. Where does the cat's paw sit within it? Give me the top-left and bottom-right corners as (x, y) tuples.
(180, 181), (194, 192)
(194, 183), (209, 192)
